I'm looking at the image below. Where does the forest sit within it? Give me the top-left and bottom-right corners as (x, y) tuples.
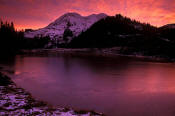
(0, 21), (50, 56)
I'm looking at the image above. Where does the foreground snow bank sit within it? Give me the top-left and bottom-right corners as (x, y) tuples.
(0, 73), (103, 116)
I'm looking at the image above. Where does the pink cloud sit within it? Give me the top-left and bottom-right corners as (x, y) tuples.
(0, 0), (174, 29)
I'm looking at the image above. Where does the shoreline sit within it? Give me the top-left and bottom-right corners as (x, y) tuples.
(20, 48), (173, 63)
(0, 72), (104, 116)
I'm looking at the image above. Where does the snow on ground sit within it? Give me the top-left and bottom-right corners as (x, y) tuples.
(0, 73), (103, 116)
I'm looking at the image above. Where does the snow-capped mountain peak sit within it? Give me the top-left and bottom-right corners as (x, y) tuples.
(24, 12), (107, 43)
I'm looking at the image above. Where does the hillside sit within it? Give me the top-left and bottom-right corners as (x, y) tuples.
(69, 14), (175, 59)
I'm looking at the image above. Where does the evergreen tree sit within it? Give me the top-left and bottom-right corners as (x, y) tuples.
(63, 22), (73, 44)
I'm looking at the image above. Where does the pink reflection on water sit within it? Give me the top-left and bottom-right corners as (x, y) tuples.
(119, 62), (175, 94)
(5, 54), (175, 116)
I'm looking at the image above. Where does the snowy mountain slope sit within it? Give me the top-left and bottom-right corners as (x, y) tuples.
(24, 12), (107, 43)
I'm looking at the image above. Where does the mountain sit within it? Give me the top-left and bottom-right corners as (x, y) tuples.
(24, 12), (107, 43)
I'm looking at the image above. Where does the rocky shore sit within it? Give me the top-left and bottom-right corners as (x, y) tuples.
(0, 72), (104, 116)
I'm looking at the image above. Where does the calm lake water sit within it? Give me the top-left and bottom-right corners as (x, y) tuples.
(1, 53), (175, 116)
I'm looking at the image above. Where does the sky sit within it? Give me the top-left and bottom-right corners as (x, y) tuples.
(0, 0), (175, 30)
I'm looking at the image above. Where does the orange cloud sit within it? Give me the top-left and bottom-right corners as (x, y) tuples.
(0, 0), (175, 29)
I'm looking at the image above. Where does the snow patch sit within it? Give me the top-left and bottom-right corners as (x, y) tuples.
(0, 74), (103, 116)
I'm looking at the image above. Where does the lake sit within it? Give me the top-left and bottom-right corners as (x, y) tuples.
(1, 53), (175, 116)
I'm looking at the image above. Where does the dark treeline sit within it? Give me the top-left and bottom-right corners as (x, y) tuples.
(0, 21), (50, 56)
(1, 15), (175, 59)
(69, 14), (175, 59)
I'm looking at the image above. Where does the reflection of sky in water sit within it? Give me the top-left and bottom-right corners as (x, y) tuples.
(2, 54), (175, 116)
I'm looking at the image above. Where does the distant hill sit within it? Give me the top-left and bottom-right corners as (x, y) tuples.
(159, 24), (175, 42)
(69, 14), (157, 48)
(160, 24), (175, 29)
